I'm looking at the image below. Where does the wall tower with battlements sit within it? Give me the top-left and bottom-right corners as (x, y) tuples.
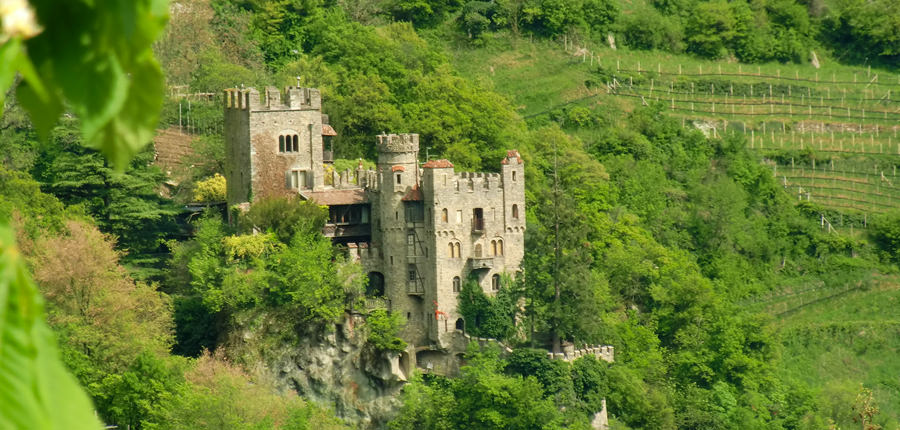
(224, 86), (332, 208)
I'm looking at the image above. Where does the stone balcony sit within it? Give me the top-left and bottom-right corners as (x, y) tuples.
(468, 256), (494, 271)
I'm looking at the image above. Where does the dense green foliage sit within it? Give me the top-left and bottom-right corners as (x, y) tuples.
(366, 308), (408, 352)
(168, 199), (365, 356)
(457, 274), (519, 340)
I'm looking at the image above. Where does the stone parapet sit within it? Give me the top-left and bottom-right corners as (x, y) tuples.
(376, 133), (419, 154)
(223, 86), (321, 111)
(346, 242), (382, 263)
(547, 345), (615, 363)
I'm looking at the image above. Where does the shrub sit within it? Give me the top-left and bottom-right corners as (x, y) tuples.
(193, 173), (227, 202)
(366, 309), (408, 352)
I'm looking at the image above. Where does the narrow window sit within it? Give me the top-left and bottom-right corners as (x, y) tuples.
(454, 243), (461, 258)
(512, 171), (517, 181)
(390, 256), (394, 265)
(291, 170), (299, 189)
(497, 239), (503, 256)
(491, 240), (497, 256)
(407, 233), (415, 246)
(396, 173), (402, 185)
(441, 208), (448, 223)
(448, 242), (455, 258)
(453, 276), (461, 293)
(279, 135), (285, 152)
(492, 274), (500, 291)
(443, 174), (447, 186)
(455, 181), (460, 191)
(396, 211), (399, 220)
(512, 204), (519, 219)
(407, 312), (411, 320)
(292, 134), (299, 152)
(473, 208), (484, 230)
(408, 264), (417, 282)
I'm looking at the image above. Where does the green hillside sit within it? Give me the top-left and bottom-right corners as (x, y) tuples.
(775, 275), (900, 428)
(441, 34), (900, 216)
(440, 32), (900, 428)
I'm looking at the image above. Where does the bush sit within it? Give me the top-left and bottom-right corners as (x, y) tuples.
(366, 309), (408, 352)
(193, 173), (226, 202)
(618, 9), (684, 52)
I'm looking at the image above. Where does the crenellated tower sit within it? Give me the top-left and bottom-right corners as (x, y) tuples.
(223, 86), (328, 208)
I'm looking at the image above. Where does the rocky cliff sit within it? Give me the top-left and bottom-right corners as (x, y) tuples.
(224, 311), (408, 429)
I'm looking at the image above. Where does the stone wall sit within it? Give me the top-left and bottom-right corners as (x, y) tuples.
(548, 344), (615, 363)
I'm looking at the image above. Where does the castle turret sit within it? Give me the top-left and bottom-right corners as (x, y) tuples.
(376, 133), (420, 193)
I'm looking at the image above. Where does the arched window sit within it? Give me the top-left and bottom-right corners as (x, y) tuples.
(474, 243), (482, 257)
(454, 243), (461, 258)
(448, 242), (455, 258)
(512, 171), (517, 181)
(279, 135), (285, 152)
(512, 204), (519, 219)
(491, 240), (497, 256)
(455, 318), (464, 331)
(441, 208), (448, 223)
(492, 274), (501, 291)
(452, 276), (461, 293)
(292, 134), (299, 152)
(497, 239), (503, 256)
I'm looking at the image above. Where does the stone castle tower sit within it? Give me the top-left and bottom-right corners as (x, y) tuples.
(224, 86), (526, 371)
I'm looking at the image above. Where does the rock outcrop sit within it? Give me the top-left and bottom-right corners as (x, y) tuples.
(226, 312), (407, 429)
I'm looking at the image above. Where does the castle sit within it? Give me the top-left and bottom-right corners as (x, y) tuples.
(223, 86), (528, 367)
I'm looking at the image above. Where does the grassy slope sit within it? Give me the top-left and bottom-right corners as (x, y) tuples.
(775, 276), (900, 428)
(437, 32), (900, 427)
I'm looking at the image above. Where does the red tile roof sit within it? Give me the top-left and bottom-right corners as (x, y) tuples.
(423, 159), (454, 168)
(300, 189), (368, 206)
(502, 149), (523, 164)
(401, 185), (423, 201)
(322, 124), (337, 136)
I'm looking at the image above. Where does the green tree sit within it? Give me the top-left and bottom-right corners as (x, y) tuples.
(1, 0), (169, 427)
(33, 121), (180, 277)
(457, 275), (518, 340)
(366, 309), (407, 352)
(685, 0), (738, 59)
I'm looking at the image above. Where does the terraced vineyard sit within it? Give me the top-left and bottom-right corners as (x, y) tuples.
(449, 37), (900, 216)
(596, 56), (900, 215)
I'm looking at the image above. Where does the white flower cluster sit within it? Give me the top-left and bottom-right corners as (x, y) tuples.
(0, 0), (42, 44)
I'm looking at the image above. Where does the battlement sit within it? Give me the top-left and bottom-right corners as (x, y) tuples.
(346, 242), (382, 262)
(324, 166), (381, 191)
(452, 330), (613, 364)
(223, 86), (321, 111)
(376, 133), (419, 154)
(443, 171), (505, 191)
(548, 345), (614, 363)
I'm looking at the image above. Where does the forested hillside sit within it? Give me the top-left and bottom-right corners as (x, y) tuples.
(2, 0), (900, 429)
